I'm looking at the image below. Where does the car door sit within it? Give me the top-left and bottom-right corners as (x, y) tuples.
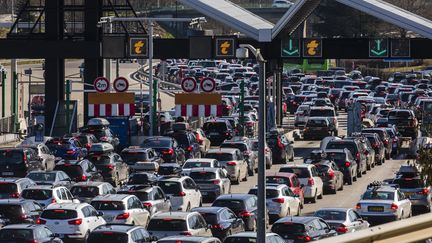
(311, 166), (323, 196)
(132, 197), (148, 226)
(186, 178), (201, 207)
(195, 214), (211, 236)
(154, 188), (170, 212)
(224, 209), (243, 233)
(87, 161), (102, 181)
(397, 191), (410, 218)
(236, 151), (247, 178)
(113, 154), (127, 181)
(219, 169), (230, 194)
(282, 187), (297, 215)
(88, 206), (105, 228)
(318, 219), (337, 238)
(81, 206), (96, 230)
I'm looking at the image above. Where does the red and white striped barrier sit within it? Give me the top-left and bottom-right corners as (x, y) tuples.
(88, 103), (135, 117)
(175, 104), (223, 117)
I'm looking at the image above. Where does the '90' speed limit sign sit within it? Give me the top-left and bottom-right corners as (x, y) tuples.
(93, 77), (110, 93)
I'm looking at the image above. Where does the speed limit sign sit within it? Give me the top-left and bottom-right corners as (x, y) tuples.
(93, 77), (110, 93)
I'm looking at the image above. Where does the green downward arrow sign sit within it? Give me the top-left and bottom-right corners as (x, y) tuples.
(282, 39), (299, 57)
(371, 39), (387, 56)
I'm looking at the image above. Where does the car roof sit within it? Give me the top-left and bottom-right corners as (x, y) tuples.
(275, 216), (320, 224)
(227, 232), (280, 238)
(158, 236), (220, 242)
(315, 208), (350, 212)
(191, 206), (225, 214)
(266, 172), (295, 178)
(0, 199), (28, 204)
(207, 148), (238, 154)
(184, 158), (216, 163)
(281, 164), (312, 169)
(189, 167), (220, 173)
(2, 224), (43, 230)
(216, 194), (255, 200)
(45, 202), (89, 210)
(92, 194), (131, 201)
(72, 181), (107, 187)
(0, 177), (30, 183)
(93, 224), (141, 233)
(25, 185), (56, 190)
(151, 211), (197, 220)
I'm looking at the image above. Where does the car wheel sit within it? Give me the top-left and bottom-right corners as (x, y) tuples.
(353, 175), (357, 182)
(199, 200), (203, 207)
(228, 185), (232, 194)
(243, 172), (248, 181)
(248, 167), (254, 176)
(339, 181), (344, 191)
(310, 191), (317, 203)
(318, 190), (323, 199)
(385, 153), (390, 160)
(289, 154), (294, 162)
(357, 170), (362, 178)
(297, 206), (301, 216)
(186, 203), (191, 212)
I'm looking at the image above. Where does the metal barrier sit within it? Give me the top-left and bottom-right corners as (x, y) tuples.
(0, 115), (15, 134)
(315, 213), (432, 243)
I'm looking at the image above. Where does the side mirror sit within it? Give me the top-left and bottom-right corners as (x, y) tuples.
(72, 198), (80, 203)
(97, 211), (104, 217)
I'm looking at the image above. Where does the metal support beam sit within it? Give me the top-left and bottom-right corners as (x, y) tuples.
(276, 68), (283, 127)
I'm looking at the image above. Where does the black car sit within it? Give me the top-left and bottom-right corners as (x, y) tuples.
(387, 109), (418, 139)
(140, 136), (185, 164)
(0, 148), (44, 178)
(325, 149), (358, 185)
(363, 133), (386, 165)
(266, 129), (294, 164)
(87, 224), (152, 243)
(314, 161), (344, 194)
(212, 194), (258, 231)
(191, 207), (245, 241)
(121, 147), (163, 173)
(0, 199), (43, 224)
(87, 151), (129, 187)
(168, 131), (201, 159)
(384, 127), (402, 156)
(0, 224), (62, 243)
(362, 128), (392, 159)
(303, 117), (335, 140)
(126, 172), (159, 186)
(54, 159), (103, 182)
(326, 139), (367, 178)
(26, 171), (73, 188)
(271, 216), (337, 242)
(202, 119), (234, 146)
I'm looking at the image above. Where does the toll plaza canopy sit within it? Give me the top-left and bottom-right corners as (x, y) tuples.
(179, 0), (432, 42)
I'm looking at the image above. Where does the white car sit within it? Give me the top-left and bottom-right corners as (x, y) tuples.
(279, 164), (324, 203)
(21, 185), (79, 208)
(90, 194), (150, 226)
(181, 158), (221, 176)
(205, 148), (248, 185)
(272, 0), (294, 8)
(37, 203), (106, 241)
(249, 184), (301, 221)
(157, 176), (202, 211)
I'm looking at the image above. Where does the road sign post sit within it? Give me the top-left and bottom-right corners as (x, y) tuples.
(12, 72), (18, 132)
(239, 79), (245, 136)
(65, 79), (71, 133)
(1, 70), (5, 118)
(152, 78), (158, 136)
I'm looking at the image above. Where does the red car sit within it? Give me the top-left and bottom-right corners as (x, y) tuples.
(266, 172), (305, 208)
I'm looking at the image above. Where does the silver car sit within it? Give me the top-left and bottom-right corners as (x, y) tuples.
(294, 105), (310, 128)
(189, 167), (231, 201)
(117, 185), (172, 216)
(205, 148), (248, 185)
(313, 208), (370, 234)
(250, 139), (272, 169)
(182, 158), (221, 176)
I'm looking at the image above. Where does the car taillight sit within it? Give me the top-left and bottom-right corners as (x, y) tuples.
(297, 235), (312, 241)
(356, 203), (361, 209)
(186, 146), (193, 152)
(213, 179), (221, 185)
(239, 210), (253, 217)
(28, 240), (39, 243)
(212, 223), (223, 229)
(20, 214), (29, 220)
(80, 175), (87, 181)
(180, 231), (192, 236)
(364, 151), (369, 156)
(116, 213), (130, 220)
(225, 132), (230, 136)
(106, 165), (114, 170)
(372, 143), (378, 148)
(356, 153), (360, 159)
(143, 202), (152, 208)
(10, 192), (20, 198)
(246, 122), (254, 127)
(265, 148), (271, 153)
(383, 139), (389, 145)
(227, 161), (237, 166)
(51, 199), (56, 203)
(68, 218), (82, 225)
(178, 191), (186, 197)
(162, 148), (174, 155)
(85, 143), (91, 150)
(272, 198), (285, 203)
(336, 224), (349, 233)
(308, 178), (314, 186)
(391, 203), (398, 211)
(277, 138), (284, 149)
(328, 169), (335, 178)
(36, 218), (46, 224)
(66, 150), (75, 154)
(419, 188), (430, 195)
(100, 136), (109, 142)
(345, 161), (351, 167)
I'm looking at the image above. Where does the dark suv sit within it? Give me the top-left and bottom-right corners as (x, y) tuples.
(168, 131), (201, 159)
(266, 129), (294, 164)
(325, 139), (367, 178)
(140, 136), (185, 164)
(387, 109), (418, 139)
(362, 128), (392, 159)
(0, 199), (43, 224)
(54, 159), (104, 182)
(325, 149), (358, 185)
(271, 216), (337, 242)
(87, 151), (129, 187)
(203, 119), (234, 146)
(220, 137), (257, 176)
(0, 148), (44, 178)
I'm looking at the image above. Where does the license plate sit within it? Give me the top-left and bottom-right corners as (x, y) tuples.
(368, 206), (384, 212)
(404, 192), (414, 196)
(2, 172), (13, 176)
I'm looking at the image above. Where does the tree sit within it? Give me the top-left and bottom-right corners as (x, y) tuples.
(416, 148), (432, 186)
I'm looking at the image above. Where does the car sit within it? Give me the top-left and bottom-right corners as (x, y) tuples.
(157, 236), (221, 243)
(362, 128), (393, 159)
(266, 129), (294, 163)
(392, 175), (431, 214)
(181, 158), (222, 176)
(80, 121), (120, 148)
(350, 133), (376, 170)
(26, 171), (73, 188)
(118, 184), (171, 216)
(266, 172), (305, 208)
(70, 182), (116, 203)
(36, 203), (106, 241)
(87, 224), (153, 243)
(0, 224), (63, 243)
(191, 207), (245, 241)
(325, 149), (358, 185)
(224, 232), (285, 243)
(202, 119), (234, 146)
(0, 177), (36, 199)
(54, 159), (104, 183)
(90, 194), (150, 226)
(147, 212), (212, 239)
(205, 148), (248, 185)
(387, 109), (418, 139)
(272, 0), (293, 8)
(363, 133), (386, 165)
(303, 117), (336, 140)
(87, 144), (129, 187)
(279, 164), (324, 203)
(21, 185), (78, 208)
(0, 148), (44, 177)
(212, 194), (259, 231)
(121, 147), (163, 173)
(68, 133), (98, 151)
(194, 128), (211, 155)
(308, 106), (339, 135)
(16, 143), (56, 171)
(356, 184), (412, 225)
(158, 163), (182, 176)
(140, 136), (185, 164)
(326, 138), (367, 178)
(313, 160), (344, 194)
(220, 137), (257, 176)
(157, 176), (202, 211)
(168, 129), (201, 160)
(249, 184), (301, 222)
(271, 216), (337, 242)
(250, 139), (272, 169)
(189, 168), (231, 202)
(45, 137), (88, 160)
(384, 126), (402, 156)
(0, 199), (43, 224)
(294, 105), (311, 128)
(313, 208), (370, 234)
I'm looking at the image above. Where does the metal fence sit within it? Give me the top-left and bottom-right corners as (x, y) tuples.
(0, 115), (15, 134)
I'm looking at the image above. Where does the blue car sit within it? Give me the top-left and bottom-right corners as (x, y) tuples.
(46, 137), (88, 160)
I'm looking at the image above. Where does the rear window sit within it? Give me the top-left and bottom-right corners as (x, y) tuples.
(54, 165), (83, 178)
(326, 152), (346, 163)
(224, 237), (257, 243)
(307, 119), (328, 127)
(309, 109), (334, 117)
(205, 153), (233, 161)
(315, 164), (330, 173)
(41, 209), (78, 219)
(91, 201), (125, 210)
(21, 189), (52, 200)
(362, 191), (394, 200)
(141, 139), (171, 149)
(190, 172), (216, 180)
(87, 232), (128, 243)
(170, 134), (190, 146)
(326, 142), (357, 155)
(0, 183), (17, 194)
(70, 186), (99, 197)
(393, 178), (425, 188)
(279, 168), (310, 178)
(388, 111), (412, 118)
(121, 152), (148, 164)
(158, 181), (182, 195)
(220, 143), (247, 152)
(266, 176), (292, 187)
(117, 191), (149, 201)
(212, 199), (245, 214)
(248, 189), (279, 198)
(183, 162), (210, 169)
(203, 122), (227, 131)
(362, 130), (384, 137)
(272, 222), (305, 234)
(0, 229), (33, 241)
(314, 210), (346, 221)
(200, 212), (218, 224)
(147, 219), (187, 231)
(0, 204), (23, 217)
(0, 150), (24, 165)
(27, 172), (56, 182)
(88, 155), (111, 165)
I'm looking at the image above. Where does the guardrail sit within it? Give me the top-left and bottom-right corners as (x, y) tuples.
(0, 115), (15, 134)
(315, 213), (432, 243)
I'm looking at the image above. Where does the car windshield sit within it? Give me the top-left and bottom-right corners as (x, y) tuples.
(393, 178), (425, 189)
(314, 210), (346, 221)
(272, 223), (305, 234)
(54, 165), (83, 178)
(362, 191), (394, 200)
(0, 204), (23, 218)
(158, 181), (182, 195)
(190, 172), (216, 180)
(141, 139), (171, 149)
(0, 229), (33, 241)
(121, 152), (148, 163)
(117, 191), (149, 201)
(91, 201), (125, 210)
(70, 186), (99, 197)
(203, 122), (227, 132)
(200, 212), (218, 224)
(147, 219), (187, 231)
(248, 189), (279, 198)
(212, 200), (245, 214)
(183, 162), (211, 169)
(41, 209), (78, 219)
(220, 143), (247, 152)
(266, 176), (291, 187)
(88, 155), (111, 165)
(27, 172), (56, 182)
(326, 143), (357, 155)
(87, 232), (128, 243)
(205, 153), (233, 161)
(21, 189), (52, 200)
(0, 150), (23, 165)
(279, 168), (310, 178)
